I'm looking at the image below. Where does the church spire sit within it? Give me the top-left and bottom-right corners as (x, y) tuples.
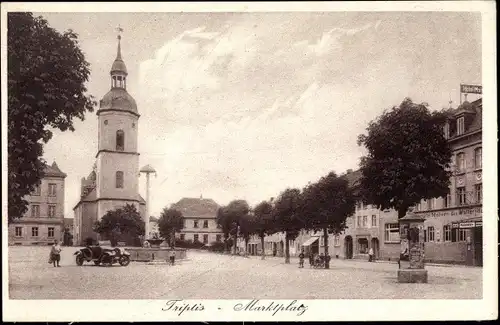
(110, 25), (128, 88)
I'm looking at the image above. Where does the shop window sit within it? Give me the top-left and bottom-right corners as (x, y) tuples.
(474, 147), (482, 169)
(443, 225), (451, 242)
(384, 223), (400, 242)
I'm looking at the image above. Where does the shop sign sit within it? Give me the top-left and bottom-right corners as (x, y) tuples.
(459, 222), (475, 228)
(475, 221), (482, 227)
(460, 84), (482, 94)
(417, 207), (482, 219)
(452, 223), (459, 228)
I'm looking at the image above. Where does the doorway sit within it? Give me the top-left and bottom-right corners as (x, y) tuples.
(371, 238), (380, 258)
(345, 236), (353, 259)
(473, 226), (483, 266)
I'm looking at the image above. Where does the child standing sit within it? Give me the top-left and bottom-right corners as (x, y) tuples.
(50, 239), (62, 267)
(298, 250), (305, 268)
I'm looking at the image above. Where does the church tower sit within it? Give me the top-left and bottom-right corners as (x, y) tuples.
(95, 31), (141, 220)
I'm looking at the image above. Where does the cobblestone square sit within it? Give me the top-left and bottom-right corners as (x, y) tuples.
(8, 246), (482, 299)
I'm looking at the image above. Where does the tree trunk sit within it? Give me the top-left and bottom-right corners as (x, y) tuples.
(285, 232), (290, 264)
(260, 233), (265, 260)
(323, 227), (330, 269)
(171, 230), (175, 248)
(244, 237), (249, 256)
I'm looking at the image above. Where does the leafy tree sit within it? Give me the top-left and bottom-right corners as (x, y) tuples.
(158, 208), (184, 248)
(272, 188), (305, 264)
(224, 200), (250, 255)
(93, 204), (145, 246)
(7, 13), (95, 223)
(238, 212), (256, 256)
(302, 172), (356, 268)
(216, 205), (232, 253)
(253, 200), (273, 260)
(357, 98), (452, 219)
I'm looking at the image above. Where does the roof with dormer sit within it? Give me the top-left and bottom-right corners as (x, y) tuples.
(43, 161), (67, 178)
(446, 98), (482, 137)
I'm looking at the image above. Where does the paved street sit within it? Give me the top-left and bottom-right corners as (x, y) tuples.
(8, 246), (482, 299)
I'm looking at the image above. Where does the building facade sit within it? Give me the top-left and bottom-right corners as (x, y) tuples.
(73, 34), (145, 245)
(173, 197), (224, 244)
(8, 162), (67, 245)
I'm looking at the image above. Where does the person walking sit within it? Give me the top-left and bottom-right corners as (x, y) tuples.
(50, 239), (62, 267)
(169, 250), (176, 266)
(298, 250), (305, 268)
(368, 247), (374, 262)
(308, 252), (314, 268)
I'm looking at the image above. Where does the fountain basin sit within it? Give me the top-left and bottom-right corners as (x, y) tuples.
(127, 247), (187, 262)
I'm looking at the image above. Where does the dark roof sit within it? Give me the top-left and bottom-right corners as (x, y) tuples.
(170, 197), (219, 218)
(43, 161), (67, 178)
(447, 98), (482, 138)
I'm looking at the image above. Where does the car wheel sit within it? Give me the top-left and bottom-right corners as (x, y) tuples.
(76, 255), (84, 266)
(119, 255), (130, 267)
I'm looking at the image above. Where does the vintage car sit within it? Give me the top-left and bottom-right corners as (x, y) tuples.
(74, 245), (131, 267)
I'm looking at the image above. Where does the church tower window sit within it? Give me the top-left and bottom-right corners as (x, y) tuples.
(116, 130), (125, 151)
(115, 171), (124, 188)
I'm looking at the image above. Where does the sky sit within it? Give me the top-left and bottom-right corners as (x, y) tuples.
(35, 12), (482, 218)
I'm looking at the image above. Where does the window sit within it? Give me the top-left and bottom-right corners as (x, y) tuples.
(203, 220), (208, 228)
(216, 234), (222, 242)
(193, 220), (199, 228)
(457, 228), (468, 242)
(475, 184), (482, 203)
(474, 147), (482, 169)
(357, 216), (362, 227)
(384, 223), (400, 242)
(362, 216), (368, 227)
(180, 234), (185, 241)
(371, 215), (377, 227)
(358, 238), (368, 254)
(116, 130), (124, 151)
(48, 205), (56, 218)
(427, 226), (435, 242)
(15, 227), (22, 237)
(193, 234), (199, 242)
(32, 185), (41, 196)
(48, 183), (57, 197)
(31, 227), (39, 237)
(456, 153), (466, 173)
(31, 205), (40, 218)
(48, 227), (55, 238)
(443, 191), (452, 208)
(115, 171), (124, 188)
(443, 123), (450, 139)
(457, 116), (465, 135)
(443, 225), (451, 242)
(334, 235), (340, 246)
(203, 234), (209, 244)
(457, 187), (466, 206)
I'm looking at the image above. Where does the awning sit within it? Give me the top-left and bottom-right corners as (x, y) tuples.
(302, 237), (319, 247)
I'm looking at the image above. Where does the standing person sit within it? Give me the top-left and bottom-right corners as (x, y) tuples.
(298, 249), (305, 268)
(368, 247), (374, 262)
(50, 239), (62, 267)
(309, 251), (314, 268)
(169, 250), (176, 266)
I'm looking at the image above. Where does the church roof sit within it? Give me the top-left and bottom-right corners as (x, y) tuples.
(43, 161), (67, 178)
(171, 197), (220, 218)
(99, 88), (138, 115)
(111, 35), (128, 75)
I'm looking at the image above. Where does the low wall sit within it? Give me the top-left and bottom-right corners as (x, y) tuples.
(127, 247), (187, 262)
